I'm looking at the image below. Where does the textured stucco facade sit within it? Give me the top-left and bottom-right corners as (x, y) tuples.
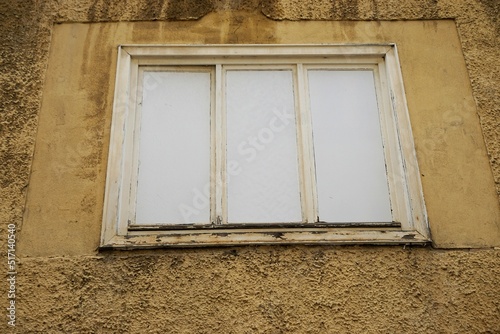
(1, 0), (499, 333)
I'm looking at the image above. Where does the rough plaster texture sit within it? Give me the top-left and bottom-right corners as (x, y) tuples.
(0, 0), (499, 332)
(16, 247), (500, 333)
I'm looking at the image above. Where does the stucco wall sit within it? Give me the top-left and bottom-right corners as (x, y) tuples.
(16, 247), (500, 333)
(1, 0), (499, 332)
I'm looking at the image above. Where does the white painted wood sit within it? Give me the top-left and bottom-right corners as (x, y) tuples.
(216, 64), (225, 225)
(101, 44), (430, 247)
(122, 44), (393, 58)
(373, 62), (404, 225)
(385, 46), (428, 235)
(296, 63), (318, 223)
(137, 57), (386, 66)
(100, 229), (429, 249)
(101, 46), (132, 244)
(124, 60), (141, 231)
(210, 67), (217, 225)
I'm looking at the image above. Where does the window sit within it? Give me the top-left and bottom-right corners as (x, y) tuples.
(100, 44), (429, 248)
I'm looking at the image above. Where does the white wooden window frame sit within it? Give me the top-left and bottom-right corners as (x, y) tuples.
(100, 44), (429, 249)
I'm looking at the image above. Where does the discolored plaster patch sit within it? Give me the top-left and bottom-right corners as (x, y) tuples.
(213, 0), (262, 12)
(261, 0), (448, 21)
(60, 0), (218, 22)
(165, 0), (214, 20)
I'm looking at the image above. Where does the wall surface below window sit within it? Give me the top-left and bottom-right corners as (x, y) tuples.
(1, 0), (499, 332)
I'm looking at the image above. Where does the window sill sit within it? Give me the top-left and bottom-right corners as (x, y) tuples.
(99, 228), (430, 249)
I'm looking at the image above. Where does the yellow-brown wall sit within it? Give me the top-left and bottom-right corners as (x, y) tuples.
(1, 0), (499, 332)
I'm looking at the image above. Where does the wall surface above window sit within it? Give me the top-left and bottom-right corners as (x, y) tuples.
(18, 17), (500, 257)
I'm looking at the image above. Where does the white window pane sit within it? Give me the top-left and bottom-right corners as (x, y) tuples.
(226, 70), (302, 223)
(308, 70), (392, 222)
(135, 71), (211, 224)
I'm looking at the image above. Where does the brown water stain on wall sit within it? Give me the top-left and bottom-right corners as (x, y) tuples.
(166, 0), (214, 20)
